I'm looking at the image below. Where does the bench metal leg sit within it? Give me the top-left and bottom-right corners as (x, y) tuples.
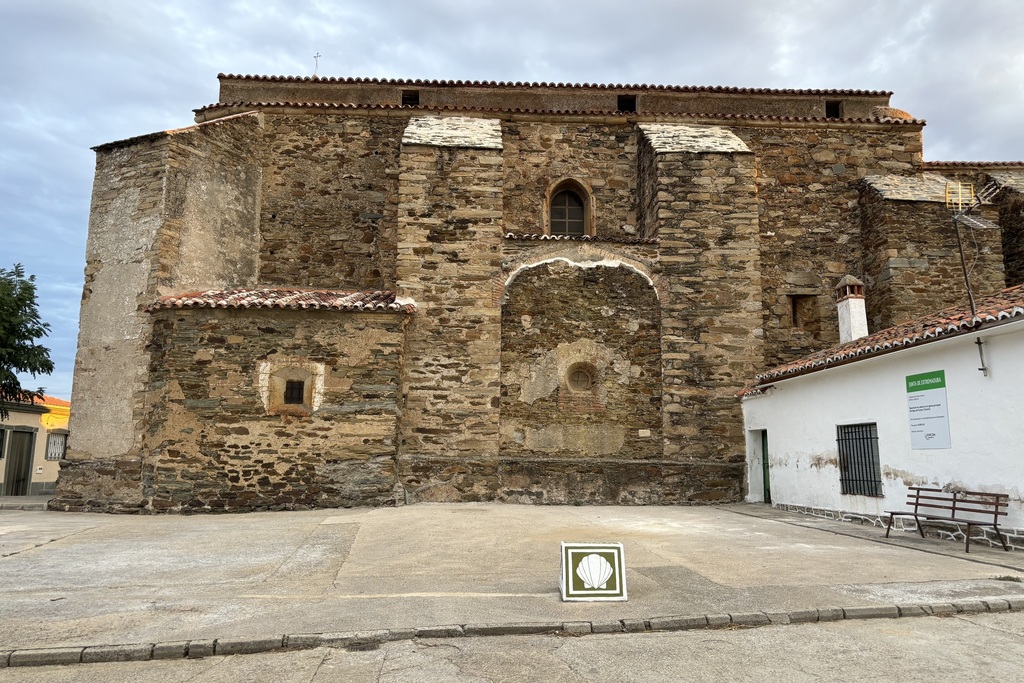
(914, 516), (926, 538)
(992, 525), (1011, 552)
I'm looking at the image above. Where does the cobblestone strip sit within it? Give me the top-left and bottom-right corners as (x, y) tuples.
(5, 600), (1024, 668)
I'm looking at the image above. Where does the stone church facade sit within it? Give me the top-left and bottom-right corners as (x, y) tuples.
(51, 75), (1024, 512)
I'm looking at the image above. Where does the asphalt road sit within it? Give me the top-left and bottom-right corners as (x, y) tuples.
(1, 610), (1021, 682)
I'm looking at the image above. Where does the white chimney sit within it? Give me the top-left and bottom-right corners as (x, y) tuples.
(835, 275), (868, 344)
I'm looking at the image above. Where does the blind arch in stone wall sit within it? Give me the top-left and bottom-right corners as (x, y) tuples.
(499, 258), (663, 504)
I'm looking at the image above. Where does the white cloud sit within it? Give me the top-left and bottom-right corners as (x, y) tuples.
(3, 0), (1024, 398)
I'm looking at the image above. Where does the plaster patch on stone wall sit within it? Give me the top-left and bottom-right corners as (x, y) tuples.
(501, 422), (627, 456)
(611, 358), (638, 384)
(503, 257), (657, 300)
(394, 296), (418, 309)
(510, 353), (559, 404)
(512, 338), (622, 404)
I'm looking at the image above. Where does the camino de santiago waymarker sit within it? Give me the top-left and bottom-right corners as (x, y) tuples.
(560, 542), (627, 601)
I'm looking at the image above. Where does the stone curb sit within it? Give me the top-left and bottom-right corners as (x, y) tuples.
(3, 600), (1023, 669)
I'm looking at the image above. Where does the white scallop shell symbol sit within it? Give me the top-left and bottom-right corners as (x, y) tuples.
(576, 553), (614, 589)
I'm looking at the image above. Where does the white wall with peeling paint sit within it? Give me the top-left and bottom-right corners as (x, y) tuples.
(741, 318), (1024, 528)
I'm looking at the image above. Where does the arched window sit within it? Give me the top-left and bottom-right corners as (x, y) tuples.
(550, 190), (586, 236)
(546, 179), (593, 236)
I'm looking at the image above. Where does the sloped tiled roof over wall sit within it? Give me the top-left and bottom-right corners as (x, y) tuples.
(148, 289), (416, 313)
(862, 173), (952, 202)
(988, 170), (1024, 189)
(749, 283), (1024, 386)
(402, 116), (503, 149)
(639, 123), (751, 154)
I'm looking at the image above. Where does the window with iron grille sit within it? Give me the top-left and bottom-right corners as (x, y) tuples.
(836, 423), (883, 496)
(45, 432), (67, 461)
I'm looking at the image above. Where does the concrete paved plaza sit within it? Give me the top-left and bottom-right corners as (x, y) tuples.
(1, 502), (1023, 678)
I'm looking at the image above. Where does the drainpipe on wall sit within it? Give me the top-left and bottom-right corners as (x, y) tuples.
(835, 275), (868, 344)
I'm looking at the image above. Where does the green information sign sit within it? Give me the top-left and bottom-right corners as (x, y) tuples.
(906, 370), (947, 392)
(560, 542), (627, 601)
(906, 369), (951, 449)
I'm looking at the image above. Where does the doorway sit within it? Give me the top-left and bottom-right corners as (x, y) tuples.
(761, 430), (771, 504)
(2, 430), (34, 496)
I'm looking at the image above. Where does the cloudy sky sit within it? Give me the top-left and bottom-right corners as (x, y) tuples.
(3, 0), (1024, 399)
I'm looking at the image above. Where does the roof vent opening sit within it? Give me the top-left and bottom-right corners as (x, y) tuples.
(401, 90), (420, 107)
(825, 100), (842, 118)
(617, 94), (637, 113)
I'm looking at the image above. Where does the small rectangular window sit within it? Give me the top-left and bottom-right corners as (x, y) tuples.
(789, 294), (817, 330)
(837, 423), (883, 496)
(45, 432), (67, 461)
(617, 94), (637, 113)
(401, 90), (420, 106)
(825, 100), (842, 118)
(284, 380), (305, 405)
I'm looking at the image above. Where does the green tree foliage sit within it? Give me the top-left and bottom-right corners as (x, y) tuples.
(0, 264), (54, 420)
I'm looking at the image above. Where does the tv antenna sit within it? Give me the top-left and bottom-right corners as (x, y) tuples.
(944, 180), (1002, 317)
(313, 52), (322, 77)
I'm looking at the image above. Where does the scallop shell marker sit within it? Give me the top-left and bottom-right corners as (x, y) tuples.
(576, 553), (614, 589)
(559, 542), (627, 601)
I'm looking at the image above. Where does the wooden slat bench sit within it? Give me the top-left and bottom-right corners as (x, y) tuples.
(885, 486), (1010, 553)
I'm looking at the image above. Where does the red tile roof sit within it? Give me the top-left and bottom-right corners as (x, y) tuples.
(24, 394), (71, 408)
(218, 74), (893, 96)
(193, 101), (923, 126)
(923, 161), (1024, 169)
(505, 233), (659, 245)
(752, 283), (1024, 386)
(147, 289), (415, 313)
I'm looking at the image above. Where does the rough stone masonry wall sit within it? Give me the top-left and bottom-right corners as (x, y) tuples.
(259, 114), (405, 289)
(498, 260), (663, 503)
(142, 309), (406, 511)
(654, 147), (761, 502)
(501, 122), (638, 239)
(636, 133), (660, 240)
(154, 114), (263, 293)
(736, 125), (924, 367)
(216, 77), (889, 119)
(395, 144), (505, 502)
(860, 192), (1004, 330)
(999, 189), (1024, 287)
(53, 116), (270, 512)
(53, 136), (171, 512)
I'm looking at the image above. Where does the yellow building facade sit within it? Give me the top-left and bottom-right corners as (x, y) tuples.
(1, 396), (69, 496)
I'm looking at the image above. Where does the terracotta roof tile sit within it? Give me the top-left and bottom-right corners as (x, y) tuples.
(751, 283), (1024, 386)
(147, 289), (415, 313)
(218, 74), (893, 96)
(505, 233), (659, 245)
(27, 395), (71, 408)
(923, 161), (1024, 169)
